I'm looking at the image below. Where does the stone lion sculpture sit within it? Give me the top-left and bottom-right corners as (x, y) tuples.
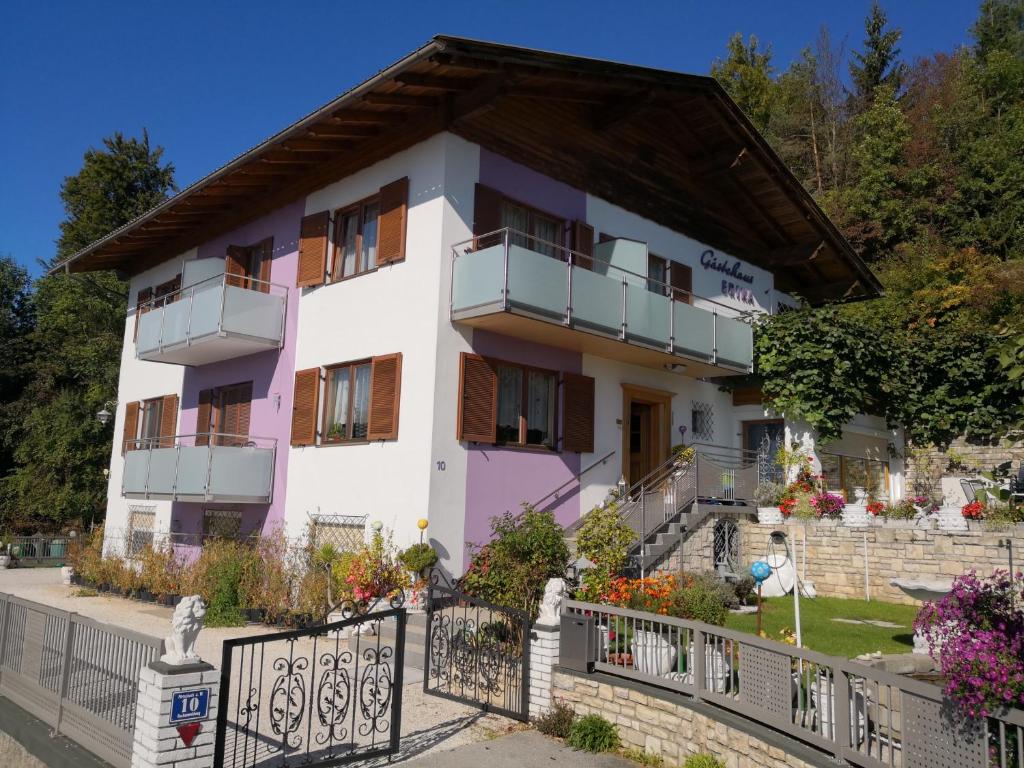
(536, 578), (566, 626)
(161, 595), (207, 666)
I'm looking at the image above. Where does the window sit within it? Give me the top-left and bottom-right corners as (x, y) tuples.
(648, 254), (668, 294)
(310, 514), (367, 553)
(203, 508), (242, 539)
(494, 362), (557, 448)
(691, 401), (714, 442)
(153, 275), (182, 307)
(126, 505), (156, 557)
(820, 452), (890, 499)
(226, 240), (272, 292)
(501, 200), (562, 258)
(206, 382), (253, 447)
(322, 361), (372, 442)
(139, 397), (165, 449)
(332, 197), (380, 280)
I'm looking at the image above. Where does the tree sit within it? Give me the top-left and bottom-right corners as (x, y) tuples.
(971, 0), (1024, 60)
(849, 1), (907, 109)
(0, 132), (175, 532)
(711, 33), (776, 133)
(0, 256), (34, 477)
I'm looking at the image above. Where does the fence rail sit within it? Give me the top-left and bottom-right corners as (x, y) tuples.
(563, 599), (1022, 768)
(0, 592), (163, 768)
(6, 534), (73, 567)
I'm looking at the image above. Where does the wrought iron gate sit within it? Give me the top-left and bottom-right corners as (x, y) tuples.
(423, 583), (530, 721)
(214, 608), (406, 768)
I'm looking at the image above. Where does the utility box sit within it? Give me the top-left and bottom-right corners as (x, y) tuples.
(559, 614), (596, 672)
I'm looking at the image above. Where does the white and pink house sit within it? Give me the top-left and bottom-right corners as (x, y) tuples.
(58, 38), (900, 573)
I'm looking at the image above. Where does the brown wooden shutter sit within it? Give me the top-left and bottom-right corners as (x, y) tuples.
(195, 389), (213, 446)
(122, 401), (140, 454)
(367, 353), (402, 440)
(473, 184), (503, 245)
(297, 211), (330, 287)
(225, 245), (248, 288)
(562, 373), (595, 453)
(216, 382), (252, 446)
(670, 262), (693, 305)
(572, 220), (594, 264)
(377, 178), (408, 265)
(134, 287), (153, 341)
(159, 394), (179, 448)
(258, 238), (273, 291)
(291, 368), (321, 446)
(457, 353), (497, 443)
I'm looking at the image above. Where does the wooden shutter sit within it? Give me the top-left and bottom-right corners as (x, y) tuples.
(473, 184), (503, 244)
(195, 389), (213, 446)
(217, 382), (252, 446)
(367, 353), (402, 440)
(257, 238), (273, 291)
(297, 211), (330, 287)
(225, 245), (248, 288)
(158, 394), (179, 448)
(670, 262), (693, 305)
(562, 373), (595, 453)
(377, 178), (409, 265)
(457, 353), (497, 443)
(134, 287), (153, 341)
(572, 220), (594, 265)
(291, 368), (321, 446)
(122, 401), (140, 454)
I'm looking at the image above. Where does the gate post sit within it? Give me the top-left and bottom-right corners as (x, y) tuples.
(528, 578), (565, 720)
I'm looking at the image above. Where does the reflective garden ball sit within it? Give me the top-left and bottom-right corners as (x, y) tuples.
(417, 518), (429, 531)
(371, 520), (384, 532)
(750, 560), (772, 585)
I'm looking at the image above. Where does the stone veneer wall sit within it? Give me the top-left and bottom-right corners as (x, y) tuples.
(552, 669), (828, 768)
(651, 512), (1020, 604)
(905, 436), (1024, 499)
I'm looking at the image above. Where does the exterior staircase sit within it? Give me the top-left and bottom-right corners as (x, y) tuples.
(376, 610), (428, 670)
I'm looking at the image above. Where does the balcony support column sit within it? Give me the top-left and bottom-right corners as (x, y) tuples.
(501, 229), (510, 311)
(620, 278), (627, 341)
(217, 274), (228, 336)
(712, 310), (718, 366)
(184, 284), (196, 348)
(668, 295), (675, 353)
(564, 258), (573, 326)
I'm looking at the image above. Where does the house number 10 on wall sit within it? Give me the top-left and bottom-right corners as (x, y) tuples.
(436, 460), (446, 471)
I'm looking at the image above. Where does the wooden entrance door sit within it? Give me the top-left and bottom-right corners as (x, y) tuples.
(629, 402), (655, 483)
(621, 383), (674, 486)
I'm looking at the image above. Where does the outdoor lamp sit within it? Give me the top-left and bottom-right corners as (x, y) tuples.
(617, 475), (627, 498)
(96, 400), (116, 425)
(570, 555), (595, 580)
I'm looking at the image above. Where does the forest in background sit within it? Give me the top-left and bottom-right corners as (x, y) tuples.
(0, 0), (1021, 531)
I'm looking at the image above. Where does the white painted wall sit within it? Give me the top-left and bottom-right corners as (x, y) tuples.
(103, 254), (193, 544)
(285, 134), (456, 547)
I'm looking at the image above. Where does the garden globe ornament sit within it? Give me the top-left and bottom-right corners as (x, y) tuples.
(417, 517), (428, 543)
(371, 520), (383, 532)
(750, 560), (772, 636)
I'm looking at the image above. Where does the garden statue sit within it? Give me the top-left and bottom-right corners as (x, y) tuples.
(537, 577), (566, 625)
(161, 595), (207, 666)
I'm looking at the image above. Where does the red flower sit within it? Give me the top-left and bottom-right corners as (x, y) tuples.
(962, 501), (985, 520)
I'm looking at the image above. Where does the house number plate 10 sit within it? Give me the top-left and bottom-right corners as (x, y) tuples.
(170, 688), (210, 723)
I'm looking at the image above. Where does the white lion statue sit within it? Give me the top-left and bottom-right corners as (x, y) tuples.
(161, 595), (207, 666)
(536, 578), (566, 626)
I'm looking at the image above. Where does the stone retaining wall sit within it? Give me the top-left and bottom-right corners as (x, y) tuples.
(906, 436), (1024, 498)
(552, 669), (827, 768)
(652, 512), (1020, 604)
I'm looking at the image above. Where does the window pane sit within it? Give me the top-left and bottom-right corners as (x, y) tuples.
(525, 371), (556, 447)
(340, 213), (358, 277)
(820, 453), (842, 493)
(844, 458), (868, 499)
(351, 364), (371, 440)
(325, 368), (350, 441)
(648, 255), (667, 294)
(495, 365), (523, 443)
(501, 203), (530, 249)
(141, 400), (163, 446)
(868, 460), (888, 498)
(361, 202), (379, 271)
(532, 215), (559, 258)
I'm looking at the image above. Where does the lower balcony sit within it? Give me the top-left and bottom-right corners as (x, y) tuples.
(122, 434), (276, 504)
(450, 229), (754, 376)
(136, 269), (287, 366)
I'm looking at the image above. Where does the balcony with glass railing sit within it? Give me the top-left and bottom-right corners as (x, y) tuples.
(135, 261), (287, 366)
(122, 433), (276, 504)
(450, 229), (755, 375)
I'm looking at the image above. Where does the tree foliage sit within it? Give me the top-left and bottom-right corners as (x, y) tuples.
(0, 132), (175, 532)
(849, 1), (907, 107)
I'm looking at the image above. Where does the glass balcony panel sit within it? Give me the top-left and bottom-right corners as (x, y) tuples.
(221, 286), (286, 340)
(144, 448), (179, 496)
(160, 299), (190, 347)
(208, 446), (275, 500)
(122, 451), (150, 495)
(571, 265), (622, 336)
(625, 284), (671, 347)
(716, 315), (753, 369)
(673, 300), (716, 360)
(452, 243), (505, 312)
(507, 244), (567, 319)
(175, 446), (211, 497)
(187, 281), (223, 340)
(592, 239), (647, 286)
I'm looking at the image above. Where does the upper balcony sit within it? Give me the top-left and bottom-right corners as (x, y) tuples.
(122, 433), (276, 504)
(136, 259), (287, 366)
(450, 229), (754, 376)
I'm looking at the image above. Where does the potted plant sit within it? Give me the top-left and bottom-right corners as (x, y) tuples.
(398, 543), (438, 583)
(754, 483), (784, 525)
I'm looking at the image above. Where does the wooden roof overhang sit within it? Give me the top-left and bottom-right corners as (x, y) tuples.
(55, 36), (880, 304)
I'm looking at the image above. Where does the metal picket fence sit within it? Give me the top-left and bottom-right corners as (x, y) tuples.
(0, 592), (163, 767)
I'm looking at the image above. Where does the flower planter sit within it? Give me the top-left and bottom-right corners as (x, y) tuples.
(842, 505), (869, 527)
(757, 507), (783, 525)
(937, 507), (968, 532)
(244, 608), (266, 624)
(60, 566), (74, 586)
(162, 594), (182, 608)
(810, 673), (866, 742)
(607, 652), (634, 667)
(0, 554), (11, 570)
(631, 629), (677, 676)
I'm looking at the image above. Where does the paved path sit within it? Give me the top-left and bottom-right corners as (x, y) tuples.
(0, 568), (514, 764)
(401, 730), (637, 767)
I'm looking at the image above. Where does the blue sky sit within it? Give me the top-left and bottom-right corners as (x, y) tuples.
(1, 0), (980, 276)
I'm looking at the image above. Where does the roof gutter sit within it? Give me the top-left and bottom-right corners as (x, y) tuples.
(49, 38), (448, 276)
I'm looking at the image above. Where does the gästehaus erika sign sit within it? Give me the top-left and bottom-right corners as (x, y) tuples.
(700, 249), (757, 306)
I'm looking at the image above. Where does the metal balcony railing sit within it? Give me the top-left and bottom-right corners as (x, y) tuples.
(135, 272), (287, 365)
(122, 433), (276, 504)
(450, 228), (756, 372)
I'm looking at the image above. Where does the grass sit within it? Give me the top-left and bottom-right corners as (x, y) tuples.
(724, 596), (918, 658)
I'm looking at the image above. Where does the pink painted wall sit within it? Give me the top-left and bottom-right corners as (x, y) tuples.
(171, 199), (303, 537)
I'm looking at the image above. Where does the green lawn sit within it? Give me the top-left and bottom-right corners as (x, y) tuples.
(724, 596), (919, 658)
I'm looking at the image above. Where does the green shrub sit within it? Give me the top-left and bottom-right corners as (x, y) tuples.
(398, 543), (438, 574)
(459, 506), (570, 618)
(184, 539), (258, 627)
(683, 754), (726, 768)
(566, 714), (620, 752)
(574, 502), (635, 602)
(984, 504), (1024, 529)
(622, 748), (664, 767)
(534, 699), (575, 738)
(673, 574), (728, 626)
